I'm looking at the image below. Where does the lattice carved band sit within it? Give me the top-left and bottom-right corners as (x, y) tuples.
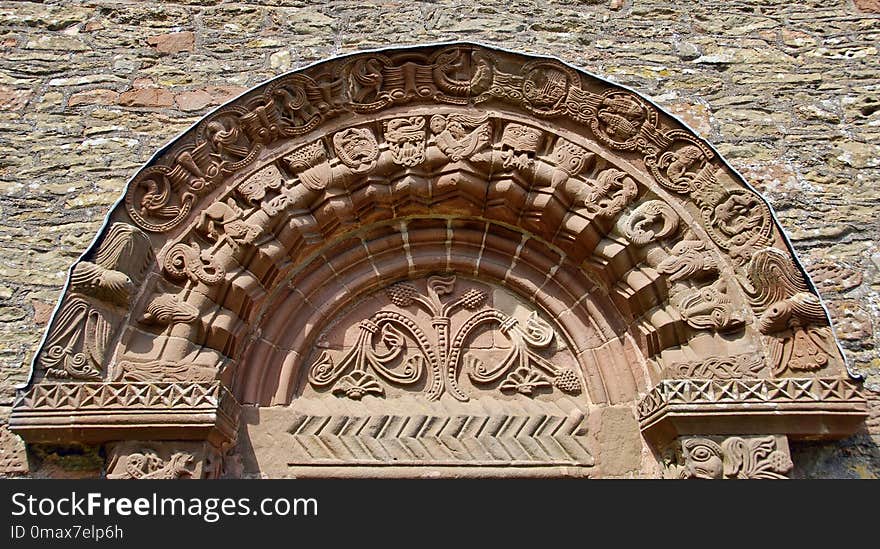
(638, 378), (867, 445)
(10, 382), (240, 447)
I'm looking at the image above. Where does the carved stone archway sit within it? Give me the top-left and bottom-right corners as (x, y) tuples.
(10, 43), (867, 479)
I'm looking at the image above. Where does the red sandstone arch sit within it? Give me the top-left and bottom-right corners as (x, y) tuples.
(10, 43), (867, 479)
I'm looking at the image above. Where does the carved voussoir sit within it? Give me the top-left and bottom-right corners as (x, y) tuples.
(196, 198), (262, 249)
(384, 116), (427, 167)
(589, 90), (659, 151)
(746, 247), (838, 375)
(499, 122), (543, 170)
(621, 200), (680, 246)
(163, 241), (225, 285)
(37, 222), (154, 381)
(646, 132), (716, 195)
(703, 188), (773, 266)
(585, 168), (639, 219)
(238, 164), (284, 204)
(671, 278), (744, 332)
(665, 435), (792, 479)
(430, 113), (493, 162)
(657, 237), (719, 283)
(333, 126), (379, 173)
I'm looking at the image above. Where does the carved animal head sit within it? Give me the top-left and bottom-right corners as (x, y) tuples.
(681, 438), (724, 479)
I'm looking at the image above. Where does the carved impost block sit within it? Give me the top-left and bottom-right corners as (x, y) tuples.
(106, 441), (223, 479)
(637, 378), (867, 447)
(663, 434), (793, 479)
(9, 381), (241, 449)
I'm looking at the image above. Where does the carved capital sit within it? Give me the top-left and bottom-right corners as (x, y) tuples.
(664, 435), (792, 479)
(106, 441), (223, 479)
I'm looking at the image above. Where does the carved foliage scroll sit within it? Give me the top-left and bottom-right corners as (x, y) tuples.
(308, 276), (582, 402)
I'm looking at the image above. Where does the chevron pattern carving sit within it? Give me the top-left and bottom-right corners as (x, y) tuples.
(284, 397), (594, 467)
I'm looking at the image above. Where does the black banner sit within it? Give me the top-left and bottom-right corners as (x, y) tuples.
(0, 479), (866, 547)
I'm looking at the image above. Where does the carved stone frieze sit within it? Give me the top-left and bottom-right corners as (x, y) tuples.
(10, 382), (240, 447)
(663, 353), (764, 380)
(281, 396), (593, 471)
(638, 377), (867, 445)
(665, 435), (792, 479)
(114, 361), (219, 383)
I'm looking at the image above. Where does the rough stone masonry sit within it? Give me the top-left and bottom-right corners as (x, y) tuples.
(0, 0), (877, 478)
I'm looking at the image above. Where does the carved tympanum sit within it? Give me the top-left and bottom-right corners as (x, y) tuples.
(307, 275), (582, 402)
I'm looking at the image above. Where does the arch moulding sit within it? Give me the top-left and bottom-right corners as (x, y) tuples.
(10, 43), (868, 479)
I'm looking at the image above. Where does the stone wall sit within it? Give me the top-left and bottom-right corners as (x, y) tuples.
(0, 0), (877, 478)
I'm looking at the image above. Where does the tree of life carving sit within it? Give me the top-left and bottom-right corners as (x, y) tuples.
(307, 275), (582, 401)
